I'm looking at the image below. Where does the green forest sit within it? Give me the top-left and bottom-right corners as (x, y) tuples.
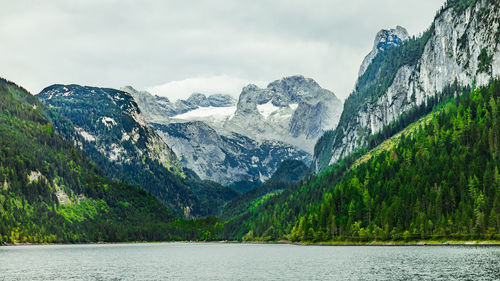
(217, 79), (500, 242)
(0, 78), (213, 244)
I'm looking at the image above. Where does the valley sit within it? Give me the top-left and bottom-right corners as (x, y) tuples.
(0, 0), (499, 248)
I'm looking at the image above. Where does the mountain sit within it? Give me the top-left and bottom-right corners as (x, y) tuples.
(38, 85), (237, 218)
(0, 78), (210, 243)
(126, 75), (340, 186)
(125, 86), (310, 185)
(314, 0), (500, 171)
(224, 75), (343, 153)
(218, 79), (500, 241)
(151, 121), (310, 185)
(39, 84), (181, 173)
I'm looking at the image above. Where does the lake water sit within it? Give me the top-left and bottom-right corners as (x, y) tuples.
(0, 243), (499, 280)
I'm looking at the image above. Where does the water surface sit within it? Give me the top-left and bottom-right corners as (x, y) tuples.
(0, 243), (499, 280)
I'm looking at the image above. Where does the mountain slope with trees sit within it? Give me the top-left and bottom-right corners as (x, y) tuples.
(0, 78), (211, 243)
(218, 79), (500, 242)
(314, 0), (499, 172)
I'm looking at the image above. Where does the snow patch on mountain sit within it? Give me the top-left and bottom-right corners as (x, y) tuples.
(172, 106), (236, 121)
(257, 101), (280, 119)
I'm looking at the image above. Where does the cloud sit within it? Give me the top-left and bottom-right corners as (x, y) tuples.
(146, 75), (266, 101)
(0, 0), (446, 99)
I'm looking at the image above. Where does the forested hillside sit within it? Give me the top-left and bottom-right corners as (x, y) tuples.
(218, 79), (500, 242)
(220, 160), (308, 229)
(38, 85), (237, 218)
(0, 78), (211, 243)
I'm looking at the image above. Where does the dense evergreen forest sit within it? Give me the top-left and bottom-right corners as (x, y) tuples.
(0, 78), (212, 243)
(218, 79), (500, 242)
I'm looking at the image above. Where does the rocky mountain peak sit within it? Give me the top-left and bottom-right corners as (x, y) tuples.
(228, 76), (342, 153)
(373, 26), (409, 51)
(358, 26), (409, 77)
(38, 84), (179, 170)
(267, 75), (317, 93)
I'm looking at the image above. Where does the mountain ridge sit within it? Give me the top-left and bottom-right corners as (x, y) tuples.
(314, 0), (500, 172)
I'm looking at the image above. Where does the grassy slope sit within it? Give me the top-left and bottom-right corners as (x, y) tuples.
(352, 112), (436, 169)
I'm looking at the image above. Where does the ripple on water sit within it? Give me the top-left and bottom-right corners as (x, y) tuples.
(0, 244), (499, 281)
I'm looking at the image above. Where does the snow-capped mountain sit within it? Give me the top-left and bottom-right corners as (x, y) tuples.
(224, 75), (343, 153)
(125, 75), (340, 185)
(121, 86), (236, 123)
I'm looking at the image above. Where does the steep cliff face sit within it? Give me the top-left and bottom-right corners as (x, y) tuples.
(151, 121), (311, 185)
(225, 75), (343, 153)
(314, 0), (500, 171)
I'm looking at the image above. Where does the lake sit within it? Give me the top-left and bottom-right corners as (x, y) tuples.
(0, 243), (499, 280)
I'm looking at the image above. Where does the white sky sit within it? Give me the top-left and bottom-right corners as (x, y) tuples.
(0, 0), (445, 101)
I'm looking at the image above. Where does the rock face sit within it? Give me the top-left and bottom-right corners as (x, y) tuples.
(152, 121), (311, 186)
(128, 76), (340, 186)
(314, 0), (500, 172)
(38, 85), (238, 217)
(358, 26), (409, 77)
(225, 75), (343, 153)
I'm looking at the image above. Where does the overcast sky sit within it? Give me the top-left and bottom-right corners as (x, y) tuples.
(0, 0), (444, 101)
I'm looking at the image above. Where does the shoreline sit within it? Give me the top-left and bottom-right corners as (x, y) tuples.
(2, 240), (500, 247)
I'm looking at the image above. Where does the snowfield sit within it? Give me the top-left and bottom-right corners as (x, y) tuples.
(172, 106), (236, 121)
